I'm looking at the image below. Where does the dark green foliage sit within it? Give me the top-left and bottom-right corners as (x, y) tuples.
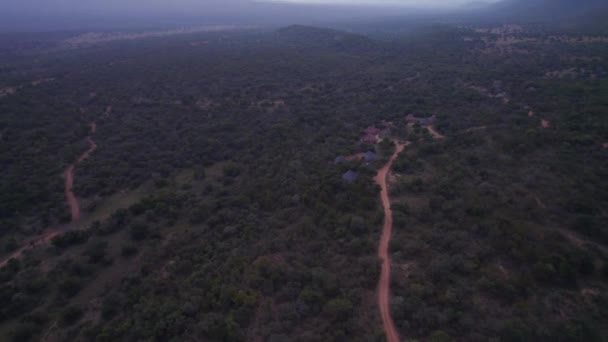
(61, 306), (83, 325)
(58, 277), (83, 297)
(83, 240), (108, 264)
(222, 163), (242, 178)
(10, 322), (40, 342)
(0, 21), (606, 342)
(51, 230), (90, 249)
(324, 297), (354, 322)
(121, 244), (139, 257)
(129, 222), (148, 241)
(4, 237), (18, 252)
(0, 259), (20, 282)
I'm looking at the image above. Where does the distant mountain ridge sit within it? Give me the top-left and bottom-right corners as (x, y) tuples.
(460, 1), (494, 10)
(483, 0), (608, 20)
(276, 25), (379, 54)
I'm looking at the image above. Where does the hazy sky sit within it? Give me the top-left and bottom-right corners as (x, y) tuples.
(0, 0), (502, 31)
(265, 0), (494, 7)
(2, 0), (499, 13)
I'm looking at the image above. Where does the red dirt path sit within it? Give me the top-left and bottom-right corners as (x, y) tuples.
(0, 122), (97, 267)
(426, 126), (445, 140)
(0, 229), (63, 268)
(541, 119), (550, 129)
(65, 123), (97, 222)
(374, 142), (407, 342)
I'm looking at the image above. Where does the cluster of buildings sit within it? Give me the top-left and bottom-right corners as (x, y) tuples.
(361, 121), (392, 144)
(334, 151), (377, 165)
(335, 121), (389, 183)
(406, 114), (436, 126)
(342, 170), (359, 183)
(362, 126), (382, 144)
(335, 115), (437, 183)
(335, 151), (378, 183)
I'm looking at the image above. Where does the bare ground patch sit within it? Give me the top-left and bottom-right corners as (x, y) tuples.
(0, 87), (17, 98)
(541, 120), (550, 129)
(426, 126), (445, 140)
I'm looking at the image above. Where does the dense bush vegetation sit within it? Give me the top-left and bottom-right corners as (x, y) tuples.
(0, 22), (606, 341)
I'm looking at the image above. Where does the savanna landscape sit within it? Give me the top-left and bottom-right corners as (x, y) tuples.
(1, 0), (608, 341)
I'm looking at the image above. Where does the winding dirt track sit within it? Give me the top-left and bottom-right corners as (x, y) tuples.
(426, 126), (445, 140)
(65, 122), (97, 222)
(375, 142), (407, 342)
(0, 122), (97, 267)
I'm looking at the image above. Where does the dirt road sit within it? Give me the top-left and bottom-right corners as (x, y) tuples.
(65, 123), (97, 222)
(426, 126), (445, 140)
(0, 122), (97, 267)
(374, 142), (407, 342)
(0, 229), (63, 268)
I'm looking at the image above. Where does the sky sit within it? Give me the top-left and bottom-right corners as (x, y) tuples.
(264, 0), (494, 7)
(1, 0), (499, 14)
(0, 0), (502, 31)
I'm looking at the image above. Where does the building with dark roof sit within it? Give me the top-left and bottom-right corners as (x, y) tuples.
(334, 156), (347, 164)
(407, 114), (436, 126)
(362, 134), (378, 144)
(364, 151), (377, 162)
(364, 126), (382, 135)
(342, 170), (359, 182)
